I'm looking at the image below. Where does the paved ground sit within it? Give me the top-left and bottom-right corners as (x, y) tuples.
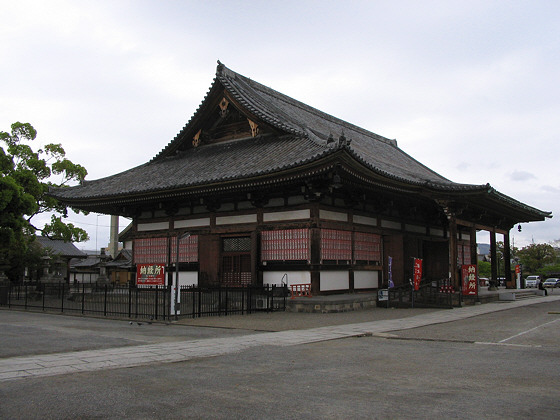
(1, 293), (559, 419)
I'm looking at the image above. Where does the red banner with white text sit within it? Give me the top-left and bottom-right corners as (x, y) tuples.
(462, 264), (478, 296)
(413, 258), (422, 291)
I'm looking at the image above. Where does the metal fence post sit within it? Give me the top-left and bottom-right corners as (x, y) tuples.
(270, 284), (274, 313)
(81, 282), (85, 314)
(104, 284), (108, 316)
(128, 285), (132, 318)
(60, 282), (65, 313)
(154, 286), (158, 320)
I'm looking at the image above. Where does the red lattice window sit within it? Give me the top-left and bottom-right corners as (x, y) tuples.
(134, 237), (168, 264)
(261, 229), (310, 261)
(320, 229), (352, 262)
(170, 235), (199, 263)
(354, 232), (381, 262)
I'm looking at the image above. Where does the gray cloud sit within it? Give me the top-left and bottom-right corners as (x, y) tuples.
(510, 171), (537, 181)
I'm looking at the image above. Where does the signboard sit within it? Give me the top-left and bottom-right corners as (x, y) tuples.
(461, 264), (478, 296)
(378, 289), (389, 301)
(413, 258), (422, 291)
(515, 264), (521, 289)
(136, 264), (165, 286)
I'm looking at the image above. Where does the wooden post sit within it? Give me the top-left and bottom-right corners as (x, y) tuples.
(490, 229), (498, 289)
(503, 230), (512, 288)
(470, 226), (477, 265)
(310, 227), (321, 294)
(448, 217), (458, 290)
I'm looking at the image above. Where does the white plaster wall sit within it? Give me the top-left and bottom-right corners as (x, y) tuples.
(216, 214), (257, 225)
(381, 219), (401, 230)
(73, 273), (97, 283)
(176, 271), (198, 287)
(353, 215), (377, 226)
(354, 270), (379, 289)
(405, 224), (426, 234)
(263, 209), (310, 222)
(320, 271), (349, 291)
(430, 228), (445, 237)
(174, 218), (210, 228)
(263, 271), (310, 286)
(319, 209), (348, 222)
(137, 221), (170, 231)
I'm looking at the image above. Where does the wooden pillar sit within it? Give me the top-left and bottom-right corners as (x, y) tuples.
(310, 227), (321, 295)
(470, 226), (477, 265)
(251, 230), (259, 286)
(448, 217), (459, 289)
(490, 229), (498, 289)
(503, 230), (512, 288)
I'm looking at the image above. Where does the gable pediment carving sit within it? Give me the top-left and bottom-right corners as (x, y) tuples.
(190, 94), (270, 148)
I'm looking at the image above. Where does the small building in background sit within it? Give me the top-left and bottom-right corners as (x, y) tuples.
(33, 236), (86, 283)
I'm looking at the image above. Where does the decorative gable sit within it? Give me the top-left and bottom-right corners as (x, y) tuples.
(189, 93), (270, 148)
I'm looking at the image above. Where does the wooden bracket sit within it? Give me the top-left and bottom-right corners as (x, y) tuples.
(248, 119), (259, 137)
(192, 129), (202, 147)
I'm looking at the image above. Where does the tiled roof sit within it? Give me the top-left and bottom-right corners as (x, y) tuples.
(52, 134), (331, 201)
(49, 62), (551, 221)
(35, 236), (86, 258)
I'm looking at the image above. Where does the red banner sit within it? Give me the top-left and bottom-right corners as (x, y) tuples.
(413, 258), (422, 291)
(136, 264), (166, 286)
(462, 264), (478, 296)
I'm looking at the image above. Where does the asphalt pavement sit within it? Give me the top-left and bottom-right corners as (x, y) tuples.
(2, 292), (559, 382)
(1, 293), (560, 419)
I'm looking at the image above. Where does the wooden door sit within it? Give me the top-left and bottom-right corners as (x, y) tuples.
(222, 254), (252, 286)
(221, 236), (252, 286)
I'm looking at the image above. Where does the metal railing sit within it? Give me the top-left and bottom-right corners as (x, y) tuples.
(1, 282), (170, 320)
(0, 282), (288, 320)
(179, 284), (288, 318)
(388, 279), (455, 308)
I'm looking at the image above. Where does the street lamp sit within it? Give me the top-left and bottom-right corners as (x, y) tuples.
(174, 232), (191, 320)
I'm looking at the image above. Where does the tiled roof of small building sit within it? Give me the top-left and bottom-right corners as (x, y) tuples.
(35, 236), (86, 258)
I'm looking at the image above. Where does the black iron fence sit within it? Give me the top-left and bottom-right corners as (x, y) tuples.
(0, 282), (287, 320)
(178, 284), (288, 318)
(388, 279), (456, 308)
(0, 282), (171, 320)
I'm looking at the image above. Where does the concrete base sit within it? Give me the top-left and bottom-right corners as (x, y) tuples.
(499, 292), (516, 301)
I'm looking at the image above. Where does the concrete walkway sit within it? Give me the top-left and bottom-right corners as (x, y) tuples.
(2, 294), (559, 382)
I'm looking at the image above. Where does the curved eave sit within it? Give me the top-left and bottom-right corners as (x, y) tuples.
(484, 187), (552, 222)
(51, 159), (340, 213)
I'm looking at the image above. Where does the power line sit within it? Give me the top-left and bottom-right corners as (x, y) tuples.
(65, 219), (112, 228)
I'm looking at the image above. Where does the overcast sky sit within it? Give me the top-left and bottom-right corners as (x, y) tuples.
(2, 0), (558, 251)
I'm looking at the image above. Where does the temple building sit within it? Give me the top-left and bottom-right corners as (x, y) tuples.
(50, 62), (551, 294)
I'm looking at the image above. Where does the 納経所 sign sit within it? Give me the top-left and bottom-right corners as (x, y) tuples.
(136, 264), (165, 286)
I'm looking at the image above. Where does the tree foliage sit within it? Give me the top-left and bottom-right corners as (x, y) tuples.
(477, 260), (491, 278)
(517, 243), (556, 274)
(0, 122), (89, 276)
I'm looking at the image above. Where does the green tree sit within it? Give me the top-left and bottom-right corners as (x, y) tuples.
(477, 260), (491, 278)
(0, 122), (89, 280)
(517, 243), (556, 274)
